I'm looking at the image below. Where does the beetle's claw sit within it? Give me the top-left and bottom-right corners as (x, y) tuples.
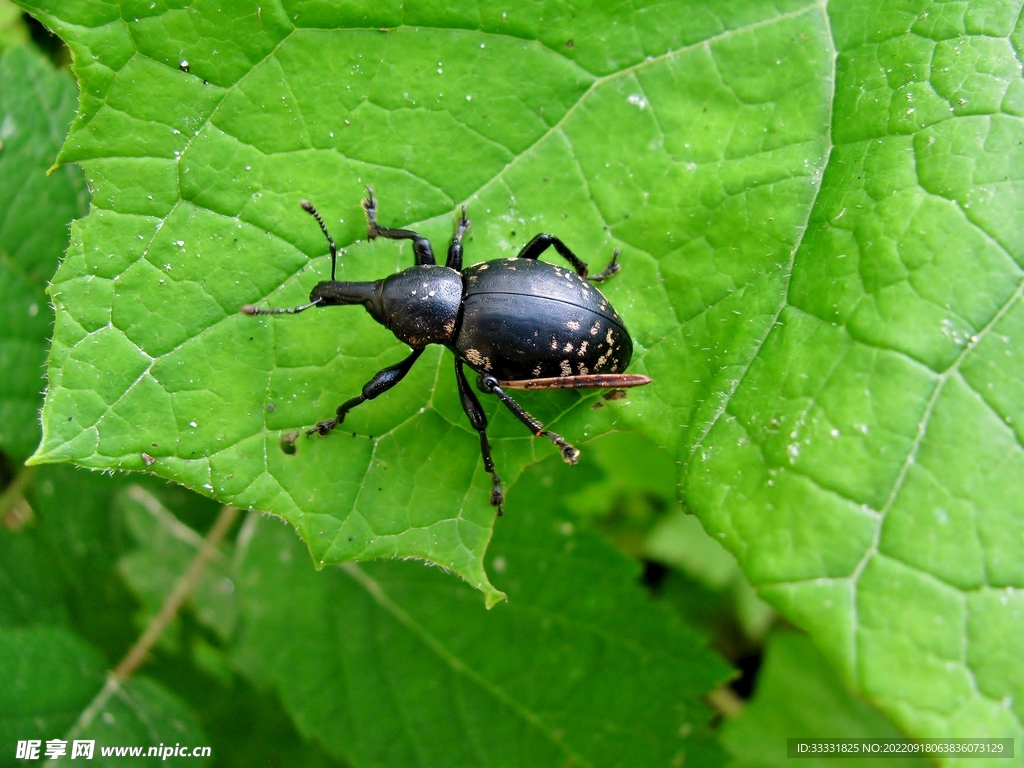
(587, 249), (621, 283)
(362, 187), (379, 239)
(490, 483), (504, 516)
(541, 430), (579, 464)
(307, 419), (338, 437)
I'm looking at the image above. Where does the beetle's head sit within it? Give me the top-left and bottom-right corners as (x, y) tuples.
(376, 266), (464, 347)
(304, 267), (463, 348)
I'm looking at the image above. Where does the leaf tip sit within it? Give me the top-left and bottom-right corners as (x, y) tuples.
(484, 588), (508, 610)
(24, 449), (51, 467)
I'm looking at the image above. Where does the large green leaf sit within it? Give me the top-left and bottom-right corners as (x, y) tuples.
(19, 0), (1024, 750)
(23, 0), (835, 603)
(0, 44), (87, 460)
(683, 2), (1024, 749)
(23, 0), (833, 603)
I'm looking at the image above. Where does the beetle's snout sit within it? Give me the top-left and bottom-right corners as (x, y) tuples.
(308, 279), (382, 309)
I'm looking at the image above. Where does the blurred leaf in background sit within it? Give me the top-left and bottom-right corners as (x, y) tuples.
(0, 0), (27, 52)
(721, 631), (931, 768)
(225, 457), (729, 767)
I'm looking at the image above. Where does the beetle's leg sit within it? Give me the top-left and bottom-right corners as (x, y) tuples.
(362, 186), (436, 266)
(445, 205), (470, 272)
(308, 348), (425, 437)
(515, 233), (589, 278)
(587, 249), (621, 284)
(478, 374), (580, 464)
(455, 360), (504, 514)
(299, 200), (340, 280)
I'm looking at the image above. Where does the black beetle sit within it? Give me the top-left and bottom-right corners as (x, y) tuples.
(242, 189), (651, 514)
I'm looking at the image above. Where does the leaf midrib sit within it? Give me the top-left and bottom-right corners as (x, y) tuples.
(339, 560), (593, 766)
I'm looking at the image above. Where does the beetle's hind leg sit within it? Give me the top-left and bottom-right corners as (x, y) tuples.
(478, 375), (580, 464)
(587, 248), (621, 283)
(308, 348), (424, 437)
(362, 186), (436, 266)
(455, 361), (504, 514)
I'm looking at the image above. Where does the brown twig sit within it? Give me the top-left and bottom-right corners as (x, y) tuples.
(0, 464), (36, 527)
(707, 685), (745, 718)
(69, 503), (241, 737)
(112, 503), (239, 680)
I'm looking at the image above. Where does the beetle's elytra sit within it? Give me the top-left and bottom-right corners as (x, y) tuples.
(242, 189), (651, 514)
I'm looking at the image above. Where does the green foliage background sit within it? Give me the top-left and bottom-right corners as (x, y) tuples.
(1, 0), (1022, 765)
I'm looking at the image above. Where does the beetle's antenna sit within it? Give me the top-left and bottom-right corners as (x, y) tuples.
(241, 298), (322, 316)
(300, 200), (339, 281)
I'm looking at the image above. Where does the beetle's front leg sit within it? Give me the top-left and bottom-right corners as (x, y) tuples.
(478, 375), (580, 464)
(362, 187), (437, 266)
(454, 360), (504, 514)
(308, 348), (425, 436)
